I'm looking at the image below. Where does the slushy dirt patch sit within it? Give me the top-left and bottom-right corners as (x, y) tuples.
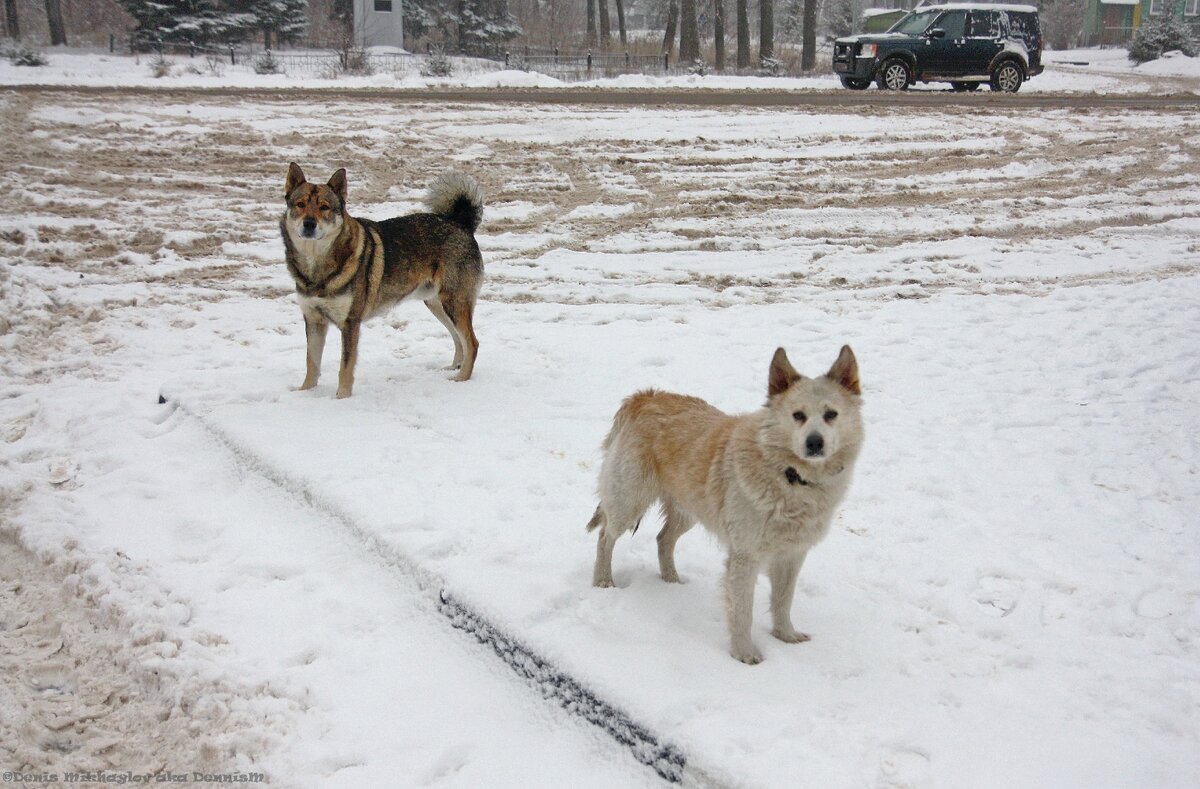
(0, 526), (295, 778)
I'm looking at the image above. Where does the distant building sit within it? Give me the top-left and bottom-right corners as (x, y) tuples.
(1083, 0), (1200, 45)
(355, 0), (404, 49)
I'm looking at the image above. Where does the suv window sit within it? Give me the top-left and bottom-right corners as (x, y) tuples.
(890, 9), (940, 35)
(936, 10), (967, 39)
(966, 10), (1001, 39)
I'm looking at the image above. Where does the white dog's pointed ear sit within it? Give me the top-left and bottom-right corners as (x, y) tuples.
(285, 162), (306, 196)
(827, 345), (861, 395)
(768, 347), (802, 397)
(328, 168), (348, 202)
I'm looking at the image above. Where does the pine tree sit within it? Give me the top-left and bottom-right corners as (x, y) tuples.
(118, 0), (240, 46)
(456, 0), (521, 53)
(239, 0), (308, 49)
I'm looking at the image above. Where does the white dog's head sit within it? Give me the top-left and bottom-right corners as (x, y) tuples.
(765, 345), (863, 469)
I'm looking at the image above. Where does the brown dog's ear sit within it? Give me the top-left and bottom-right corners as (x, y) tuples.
(285, 162), (306, 196)
(768, 347), (802, 397)
(328, 168), (348, 203)
(827, 345), (861, 395)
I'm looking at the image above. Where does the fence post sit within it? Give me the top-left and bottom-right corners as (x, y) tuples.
(663, 52), (669, 71)
(587, 51), (592, 73)
(229, 45), (235, 66)
(109, 33), (115, 53)
(554, 47), (559, 64)
(188, 40), (194, 58)
(505, 51), (510, 67)
(625, 51), (630, 67)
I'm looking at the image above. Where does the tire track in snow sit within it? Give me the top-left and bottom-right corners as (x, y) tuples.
(164, 395), (734, 789)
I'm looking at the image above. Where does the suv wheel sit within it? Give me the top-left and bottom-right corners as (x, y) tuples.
(950, 81), (980, 92)
(876, 58), (912, 91)
(990, 61), (1024, 93)
(840, 77), (871, 90)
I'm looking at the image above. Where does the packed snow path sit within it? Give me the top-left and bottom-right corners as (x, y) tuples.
(1, 89), (1198, 787)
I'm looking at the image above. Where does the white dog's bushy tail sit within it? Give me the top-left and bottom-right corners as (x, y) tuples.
(426, 171), (484, 233)
(585, 505), (604, 532)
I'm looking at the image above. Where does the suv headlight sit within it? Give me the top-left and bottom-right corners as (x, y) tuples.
(858, 43), (877, 58)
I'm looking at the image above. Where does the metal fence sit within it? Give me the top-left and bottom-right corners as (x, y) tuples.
(504, 48), (672, 79)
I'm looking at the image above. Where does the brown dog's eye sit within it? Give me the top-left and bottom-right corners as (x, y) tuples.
(824, 410), (838, 422)
(295, 200), (306, 209)
(319, 204), (330, 212)
(792, 411), (806, 423)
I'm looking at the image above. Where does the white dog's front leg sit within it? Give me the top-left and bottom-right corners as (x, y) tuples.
(769, 551), (810, 644)
(724, 552), (762, 664)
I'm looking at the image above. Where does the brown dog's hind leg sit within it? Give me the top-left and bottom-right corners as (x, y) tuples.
(442, 293), (479, 382)
(425, 298), (464, 370)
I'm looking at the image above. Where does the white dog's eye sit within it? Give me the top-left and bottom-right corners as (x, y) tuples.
(792, 411), (806, 423)
(824, 410), (838, 422)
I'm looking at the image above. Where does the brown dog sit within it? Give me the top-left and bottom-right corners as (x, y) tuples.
(587, 346), (864, 664)
(280, 163), (484, 398)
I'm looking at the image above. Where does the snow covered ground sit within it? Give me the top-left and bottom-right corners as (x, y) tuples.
(1, 45), (1198, 94)
(1, 66), (1199, 788)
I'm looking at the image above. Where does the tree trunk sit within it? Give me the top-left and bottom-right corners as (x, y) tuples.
(679, 0), (699, 61)
(713, 0), (725, 70)
(263, 28), (273, 51)
(801, 0), (817, 70)
(4, 0), (19, 39)
(662, 0), (678, 57)
(759, 0), (773, 62)
(615, 0), (627, 45)
(598, 0), (610, 46)
(44, 0), (66, 45)
(587, 0), (596, 46)
(736, 0), (749, 68)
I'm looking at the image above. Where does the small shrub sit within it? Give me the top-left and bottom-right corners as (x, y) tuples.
(421, 45), (453, 78)
(150, 51), (172, 78)
(254, 50), (282, 75)
(1128, 15), (1198, 64)
(204, 53), (225, 76)
(3, 43), (49, 67)
(687, 57), (709, 76)
(757, 55), (785, 77)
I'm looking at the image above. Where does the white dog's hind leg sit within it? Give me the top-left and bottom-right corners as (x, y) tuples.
(725, 551), (763, 664)
(768, 551), (811, 644)
(656, 502), (695, 583)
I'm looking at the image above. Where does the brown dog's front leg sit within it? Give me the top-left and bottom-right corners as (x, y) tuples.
(299, 312), (328, 391)
(336, 319), (360, 399)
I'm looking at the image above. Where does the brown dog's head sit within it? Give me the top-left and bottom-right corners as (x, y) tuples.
(283, 163), (347, 243)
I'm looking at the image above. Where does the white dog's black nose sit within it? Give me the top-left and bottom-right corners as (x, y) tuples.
(805, 433), (825, 457)
(302, 218), (317, 237)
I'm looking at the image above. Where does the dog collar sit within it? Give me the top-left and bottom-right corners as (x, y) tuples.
(785, 467), (810, 486)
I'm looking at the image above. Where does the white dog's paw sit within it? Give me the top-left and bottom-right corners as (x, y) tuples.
(731, 644), (764, 665)
(772, 628), (811, 644)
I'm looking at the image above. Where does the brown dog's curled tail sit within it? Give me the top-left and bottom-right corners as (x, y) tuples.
(426, 171), (484, 233)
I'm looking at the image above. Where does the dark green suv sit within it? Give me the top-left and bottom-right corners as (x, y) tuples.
(832, 3), (1043, 92)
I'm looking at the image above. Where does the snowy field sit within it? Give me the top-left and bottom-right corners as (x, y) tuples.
(1, 71), (1199, 788)
(1, 45), (1199, 94)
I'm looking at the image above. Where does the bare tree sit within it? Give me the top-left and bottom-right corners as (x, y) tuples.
(587, 0), (596, 46)
(614, 0), (626, 45)
(713, 0), (725, 70)
(760, 0), (774, 61)
(662, 0), (678, 56)
(736, 0), (749, 68)
(44, 0), (66, 45)
(680, 0), (699, 61)
(800, 0), (816, 69)
(598, 0), (610, 46)
(3, 0), (18, 39)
